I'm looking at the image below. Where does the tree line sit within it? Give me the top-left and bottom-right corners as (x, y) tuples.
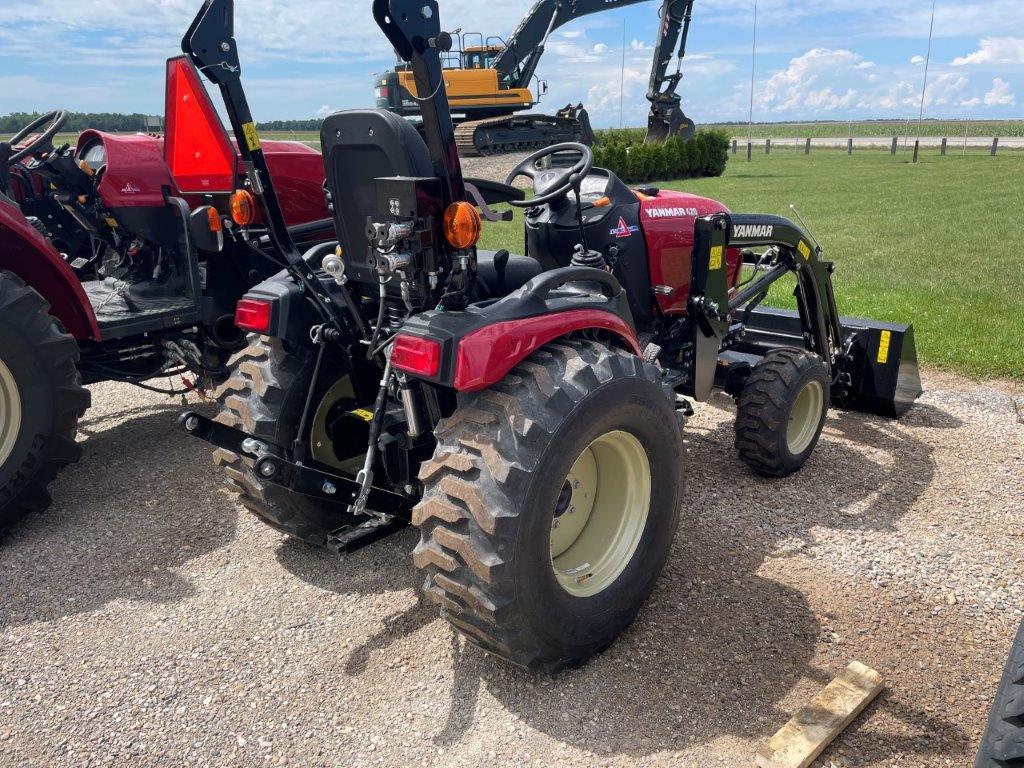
(0, 112), (322, 134)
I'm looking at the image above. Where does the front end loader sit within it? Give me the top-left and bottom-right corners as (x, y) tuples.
(180, 0), (920, 672)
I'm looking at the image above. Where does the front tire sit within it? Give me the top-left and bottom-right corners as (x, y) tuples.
(0, 272), (89, 539)
(734, 348), (829, 478)
(413, 340), (684, 672)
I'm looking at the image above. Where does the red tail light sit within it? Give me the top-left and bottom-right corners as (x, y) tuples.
(391, 334), (441, 377)
(235, 299), (272, 333)
(377, 86), (390, 99)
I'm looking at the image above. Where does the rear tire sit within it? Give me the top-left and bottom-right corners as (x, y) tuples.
(212, 336), (337, 545)
(413, 340), (684, 672)
(734, 348), (829, 478)
(0, 271), (89, 540)
(975, 619), (1024, 767)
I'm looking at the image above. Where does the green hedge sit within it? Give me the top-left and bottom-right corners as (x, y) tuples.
(592, 128), (730, 183)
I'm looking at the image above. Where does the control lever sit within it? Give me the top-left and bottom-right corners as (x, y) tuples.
(464, 183), (513, 222)
(493, 249), (510, 293)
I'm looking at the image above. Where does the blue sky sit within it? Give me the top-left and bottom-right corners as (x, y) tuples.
(1, 1), (1021, 128)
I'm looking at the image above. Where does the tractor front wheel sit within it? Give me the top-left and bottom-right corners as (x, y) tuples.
(734, 347), (829, 477)
(0, 271), (89, 540)
(413, 340), (684, 672)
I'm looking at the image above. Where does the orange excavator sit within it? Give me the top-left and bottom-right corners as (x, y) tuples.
(374, 0), (697, 155)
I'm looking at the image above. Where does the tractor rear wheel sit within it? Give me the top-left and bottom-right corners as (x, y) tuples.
(213, 336), (340, 545)
(734, 347), (829, 477)
(0, 271), (89, 540)
(975, 619), (1024, 766)
(413, 340), (684, 672)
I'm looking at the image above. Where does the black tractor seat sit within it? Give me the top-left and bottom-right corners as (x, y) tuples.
(475, 250), (542, 298)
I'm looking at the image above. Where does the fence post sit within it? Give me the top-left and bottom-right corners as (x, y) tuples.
(732, 139), (738, 155)
(940, 138), (947, 156)
(805, 137), (811, 155)
(991, 137), (999, 156)
(912, 140), (920, 164)
(847, 138), (853, 155)
(765, 138), (771, 155)
(747, 142), (752, 162)
(891, 137), (898, 156)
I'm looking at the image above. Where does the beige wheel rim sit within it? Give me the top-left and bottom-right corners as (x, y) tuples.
(0, 357), (22, 468)
(787, 380), (824, 454)
(550, 430), (652, 598)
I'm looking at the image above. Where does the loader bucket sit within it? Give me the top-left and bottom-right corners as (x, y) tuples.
(739, 307), (922, 418)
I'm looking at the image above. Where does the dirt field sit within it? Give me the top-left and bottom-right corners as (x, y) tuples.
(1, 368), (1021, 767)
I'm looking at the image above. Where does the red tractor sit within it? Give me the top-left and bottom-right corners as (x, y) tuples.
(0, 58), (333, 538)
(180, 0), (921, 671)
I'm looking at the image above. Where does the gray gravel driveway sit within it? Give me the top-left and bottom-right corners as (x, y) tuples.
(1, 369), (1021, 767)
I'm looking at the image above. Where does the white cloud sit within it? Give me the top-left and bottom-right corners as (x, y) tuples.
(926, 73), (970, 106)
(855, 61), (876, 70)
(984, 77), (1016, 105)
(953, 37), (1024, 66)
(592, 42), (611, 54)
(755, 49), (865, 113)
(630, 39), (650, 51)
(910, 55), (926, 65)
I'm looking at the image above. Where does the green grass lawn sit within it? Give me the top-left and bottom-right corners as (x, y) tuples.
(704, 120), (1024, 139)
(479, 150), (1024, 381)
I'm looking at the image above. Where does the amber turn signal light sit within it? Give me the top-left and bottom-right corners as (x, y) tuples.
(207, 206), (223, 233)
(230, 189), (257, 227)
(443, 201), (482, 250)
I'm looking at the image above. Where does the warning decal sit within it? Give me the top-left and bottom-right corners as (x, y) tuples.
(877, 330), (892, 364)
(241, 122), (261, 151)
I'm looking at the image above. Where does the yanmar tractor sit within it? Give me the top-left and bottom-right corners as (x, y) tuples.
(0, 58), (332, 537)
(180, 0), (921, 671)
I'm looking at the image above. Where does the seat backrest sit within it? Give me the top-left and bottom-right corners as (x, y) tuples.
(320, 109), (433, 285)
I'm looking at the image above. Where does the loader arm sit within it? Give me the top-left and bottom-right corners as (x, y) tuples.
(181, 0), (356, 339)
(491, 0), (695, 141)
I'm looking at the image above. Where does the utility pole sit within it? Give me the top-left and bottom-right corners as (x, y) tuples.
(915, 0), (937, 163)
(619, 18), (627, 129)
(747, 0), (758, 162)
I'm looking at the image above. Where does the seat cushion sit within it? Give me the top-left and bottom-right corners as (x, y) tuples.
(476, 250), (542, 297)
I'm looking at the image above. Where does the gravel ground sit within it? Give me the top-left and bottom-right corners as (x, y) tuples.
(1, 368), (1021, 767)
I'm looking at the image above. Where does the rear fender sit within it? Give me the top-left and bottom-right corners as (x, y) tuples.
(395, 266), (641, 392)
(0, 197), (100, 340)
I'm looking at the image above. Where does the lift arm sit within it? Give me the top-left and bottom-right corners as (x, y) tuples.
(491, 0), (696, 141)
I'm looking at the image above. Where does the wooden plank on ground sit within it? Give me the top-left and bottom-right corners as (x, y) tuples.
(755, 661), (885, 768)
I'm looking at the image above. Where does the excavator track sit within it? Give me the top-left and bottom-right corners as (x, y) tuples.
(455, 112), (589, 157)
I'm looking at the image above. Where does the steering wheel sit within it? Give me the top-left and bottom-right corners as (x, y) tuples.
(504, 142), (593, 208)
(6, 110), (69, 165)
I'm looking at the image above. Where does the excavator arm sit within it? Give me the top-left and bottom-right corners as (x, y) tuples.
(646, 0), (696, 141)
(491, 0), (696, 142)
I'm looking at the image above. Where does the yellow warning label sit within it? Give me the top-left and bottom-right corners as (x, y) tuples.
(241, 122), (261, 151)
(877, 330), (892, 364)
(797, 240), (811, 260)
(350, 408), (374, 422)
(709, 245), (723, 271)
(105, 216), (119, 229)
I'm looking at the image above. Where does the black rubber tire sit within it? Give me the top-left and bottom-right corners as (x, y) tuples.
(975, 619), (1024, 766)
(734, 347), (829, 478)
(412, 340), (684, 672)
(0, 271), (89, 539)
(212, 335), (337, 545)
